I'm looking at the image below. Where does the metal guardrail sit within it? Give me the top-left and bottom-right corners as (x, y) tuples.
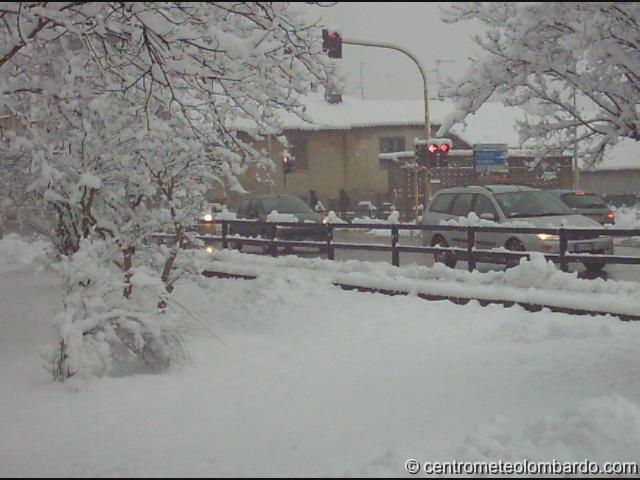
(170, 220), (640, 273)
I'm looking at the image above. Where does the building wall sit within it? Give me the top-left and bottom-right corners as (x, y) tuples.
(578, 170), (640, 195)
(234, 125), (435, 209)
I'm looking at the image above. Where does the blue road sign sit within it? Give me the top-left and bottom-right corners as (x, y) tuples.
(473, 143), (508, 172)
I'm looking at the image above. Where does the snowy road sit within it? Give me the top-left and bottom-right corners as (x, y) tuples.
(224, 230), (640, 283)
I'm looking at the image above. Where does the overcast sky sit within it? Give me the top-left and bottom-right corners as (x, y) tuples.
(305, 2), (487, 101)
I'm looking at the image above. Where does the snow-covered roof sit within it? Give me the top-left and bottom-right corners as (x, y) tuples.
(276, 93), (435, 131)
(275, 94), (527, 149)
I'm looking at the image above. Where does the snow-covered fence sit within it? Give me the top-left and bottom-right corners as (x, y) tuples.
(189, 220), (640, 273)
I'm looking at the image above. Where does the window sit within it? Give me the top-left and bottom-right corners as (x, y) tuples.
(260, 196), (313, 214)
(473, 194), (499, 219)
(450, 193), (474, 217)
(379, 137), (406, 154)
(494, 191), (571, 218)
(428, 193), (455, 214)
(560, 193), (606, 209)
(287, 133), (308, 170)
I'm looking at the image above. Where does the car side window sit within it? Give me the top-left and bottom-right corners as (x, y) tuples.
(450, 193), (474, 217)
(429, 193), (455, 214)
(473, 194), (499, 219)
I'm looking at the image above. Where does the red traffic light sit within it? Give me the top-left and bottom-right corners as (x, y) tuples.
(328, 31), (340, 40)
(282, 155), (295, 174)
(439, 144), (450, 153)
(427, 144), (438, 153)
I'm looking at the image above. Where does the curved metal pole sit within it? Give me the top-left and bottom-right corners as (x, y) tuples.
(343, 38), (430, 139)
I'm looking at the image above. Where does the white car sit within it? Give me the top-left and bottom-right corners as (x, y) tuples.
(422, 185), (613, 271)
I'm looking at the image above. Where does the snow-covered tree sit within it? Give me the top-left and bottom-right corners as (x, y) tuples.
(437, 2), (639, 167)
(1, 2), (339, 379)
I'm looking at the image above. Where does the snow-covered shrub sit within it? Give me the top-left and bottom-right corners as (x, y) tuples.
(45, 240), (188, 381)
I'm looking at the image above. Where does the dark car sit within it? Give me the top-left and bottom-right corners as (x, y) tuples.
(230, 194), (327, 252)
(546, 190), (616, 225)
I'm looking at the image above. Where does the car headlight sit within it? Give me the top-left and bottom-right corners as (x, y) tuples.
(203, 214), (213, 222)
(537, 233), (559, 241)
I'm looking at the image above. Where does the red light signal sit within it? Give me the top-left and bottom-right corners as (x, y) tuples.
(414, 138), (452, 167)
(282, 155), (296, 174)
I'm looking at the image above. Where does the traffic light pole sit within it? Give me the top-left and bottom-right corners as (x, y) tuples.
(342, 38), (431, 221)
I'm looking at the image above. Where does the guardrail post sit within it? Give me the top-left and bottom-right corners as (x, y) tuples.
(391, 224), (400, 267)
(559, 228), (568, 272)
(222, 221), (229, 250)
(269, 224), (277, 257)
(467, 226), (476, 272)
(327, 224), (335, 260)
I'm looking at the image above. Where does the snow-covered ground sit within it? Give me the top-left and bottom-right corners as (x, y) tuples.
(1, 235), (640, 477)
(614, 207), (640, 230)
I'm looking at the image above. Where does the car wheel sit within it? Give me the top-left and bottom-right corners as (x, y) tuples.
(505, 238), (525, 268)
(432, 236), (457, 269)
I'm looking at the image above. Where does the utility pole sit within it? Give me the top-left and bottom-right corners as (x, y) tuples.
(573, 87), (580, 189)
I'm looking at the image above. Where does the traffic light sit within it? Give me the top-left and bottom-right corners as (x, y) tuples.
(322, 29), (342, 59)
(282, 155), (296, 174)
(414, 138), (452, 167)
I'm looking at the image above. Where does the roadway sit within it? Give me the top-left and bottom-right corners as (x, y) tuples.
(225, 229), (640, 282)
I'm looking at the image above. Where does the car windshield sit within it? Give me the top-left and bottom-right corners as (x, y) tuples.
(260, 196), (313, 214)
(561, 193), (607, 209)
(494, 191), (572, 218)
